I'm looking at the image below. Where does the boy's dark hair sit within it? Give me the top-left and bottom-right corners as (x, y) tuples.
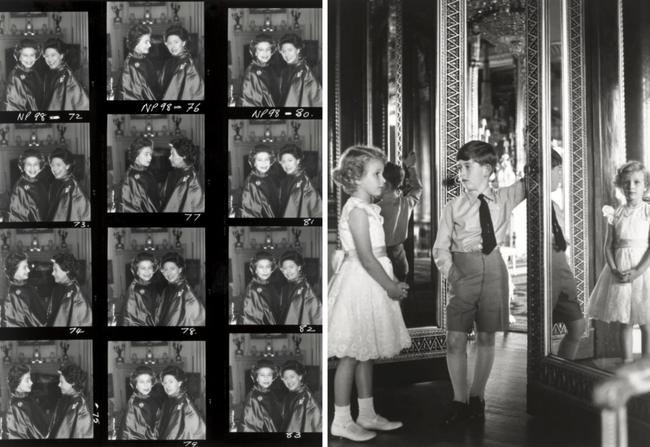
(383, 162), (404, 190)
(457, 140), (497, 174)
(8, 364), (30, 392)
(280, 250), (304, 267)
(551, 149), (563, 168)
(52, 252), (77, 280)
(59, 363), (87, 392)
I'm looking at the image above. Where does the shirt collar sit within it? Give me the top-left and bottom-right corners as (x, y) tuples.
(464, 185), (495, 203)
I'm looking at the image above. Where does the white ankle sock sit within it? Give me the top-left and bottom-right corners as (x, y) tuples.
(333, 404), (353, 426)
(357, 397), (377, 420)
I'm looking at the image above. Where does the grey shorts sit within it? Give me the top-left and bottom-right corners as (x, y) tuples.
(551, 249), (583, 323)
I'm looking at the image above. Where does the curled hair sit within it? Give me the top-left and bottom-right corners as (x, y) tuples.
(279, 33), (304, 53)
(457, 140), (497, 174)
(130, 251), (159, 277)
(51, 252), (77, 280)
(49, 147), (75, 169)
(280, 359), (305, 377)
(59, 363), (87, 393)
(551, 149), (563, 169)
(383, 162), (404, 190)
(8, 364), (30, 393)
(130, 365), (155, 390)
(170, 137), (198, 167)
(127, 24), (152, 53)
(5, 251), (28, 280)
(615, 160), (650, 188)
(332, 145), (386, 194)
(248, 34), (277, 59)
(279, 143), (303, 161)
(161, 251), (185, 270)
(160, 365), (185, 385)
(248, 144), (276, 168)
(164, 24), (190, 44)
(43, 38), (67, 55)
(251, 359), (278, 381)
(18, 148), (45, 173)
(129, 136), (154, 164)
(279, 250), (304, 267)
(14, 39), (41, 62)
(249, 251), (277, 276)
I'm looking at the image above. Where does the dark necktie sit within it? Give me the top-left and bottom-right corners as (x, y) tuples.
(551, 206), (567, 252)
(478, 193), (497, 254)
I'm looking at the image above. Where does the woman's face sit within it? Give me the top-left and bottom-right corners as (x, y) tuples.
(50, 157), (71, 179)
(281, 370), (303, 391)
(16, 372), (33, 393)
(255, 367), (275, 389)
(253, 152), (272, 174)
(134, 34), (151, 54)
(162, 374), (182, 396)
(280, 154), (300, 175)
(51, 262), (70, 284)
(135, 146), (153, 167)
(255, 259), (273, 281)
(161, 261), (182, 283)
(23, 156), (41, 179)
(13, 259), (30, 282)
(165, 34), (186, 56)
(58, 373), (75, 395)
(169, 147), (187, 169)
(136, 260), (155, 282)
(254, 41), (273, 64)
(19, 47), (37, 69)
(44, 48), (64, 69)
(280, 260), (301, 281)
(134, 374), (153, 395)
(280, 43), (300, 64)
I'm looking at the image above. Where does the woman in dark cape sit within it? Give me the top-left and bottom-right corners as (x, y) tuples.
(279, 250), (322, 325)
(47, 147), (91, 221)
(156, 252), (205, 326)
(47, 364), (93, 439)
(119, 252), (158, 326)
(278, 33), (322, 107)
(119, 24), (159, 100)
(242, 251), (280, 325)
(8, 148), (49, 222)
(120, 137), (160, 213)
(242, 359), (283, 432)
(240, 34), (280, 107)
(161, 137), (205, 213)
(240, 144), (279, 218)
(3, 365), (48, 439)
(119, 366), (160, 440)
(156, 366), (206, 440)
(5, 39), (44, 111)
(2, 252), (46, 327)
(280, 360), (322, 433)
(47, 252), (92, 327)
(278, 144), (322, 218)
(42, 38), (89, 110)
(160, 25), (204, 100)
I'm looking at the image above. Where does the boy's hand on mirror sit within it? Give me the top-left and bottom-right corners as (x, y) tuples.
(403, 151), (417, 168)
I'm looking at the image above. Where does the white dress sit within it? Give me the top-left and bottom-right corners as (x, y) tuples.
(588, 203), (650, 324)
(328, 197), (411, 361)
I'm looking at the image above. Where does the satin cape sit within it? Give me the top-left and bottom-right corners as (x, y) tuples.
(9, 174), (49, 222)
(156, 391), (206, 440)
(48, 176), (91, 221)
(48, 280), (92, 327)
(119, 53), (159, 100)
(156, 278), (205, 326)
(242, 278), (280, 325)
(2, 281), (46, 327)
(5, 65), (44, 111)
(281, 277), (322, 325)
(279, 61), (322, 107)
(119, 279), (157, 326)
(240, 172), (278, 218)
(161, 168), (205, 213)
(282, 385), (322, 433)
(3, 392), (49, 439)
(119, 392), (159, 440)
(47, 392), (93, 439)
(242, 385), (283, 433)
(44, 63), (89, 110)
(241, 61), (279, 107)
(280, 171), (322, 218)
(120, 165), (160, 213)
(160, 52), (205, 100)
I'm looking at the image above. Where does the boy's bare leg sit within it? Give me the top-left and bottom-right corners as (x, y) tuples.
(447, 330), (469, 402)
(469, 331), (496, 399)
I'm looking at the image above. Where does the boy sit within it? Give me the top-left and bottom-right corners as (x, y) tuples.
(550, 149), (585, 359)
(433, 140), (526, 425)
(378, 151), (423, 281)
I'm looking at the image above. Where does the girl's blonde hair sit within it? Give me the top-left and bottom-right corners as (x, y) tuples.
(332, 145), (386, 194)
(615, 160), (650, 187)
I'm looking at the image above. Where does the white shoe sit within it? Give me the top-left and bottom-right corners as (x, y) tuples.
(357, 414), (403, 431)
(330, 421), (377, 442)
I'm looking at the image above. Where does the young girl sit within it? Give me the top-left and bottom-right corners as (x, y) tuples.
(119, 24), (159, 100)
(242, 359), (283, 432)
(278, 33), (322, 107)
(588, 160), (650, 362)
(242, 251), (281, 325)
(161, 138), (205, 213)
(120, 137), (160, 213)
(9, 148), (49, 222)
(278, 143), (322, 218)
(241, 34), (280, 107)
(156, 365), (206, 440)
(160, 25), (205, 100)
(280, 360), (322, 433)
(119, 252), (158, 326)
(5, 39), (44, 110)
(329, 146), (411, 441)
(279, 250), (322, 325)
(156, 252), (205, 326)
(47, 147), (91, 221)
(42, 38), (89, 110)
(240, 145), (279, 218)
(119, 366), (160, 440)
(2, 252), (46, 327)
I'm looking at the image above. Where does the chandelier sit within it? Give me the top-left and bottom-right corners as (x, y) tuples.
(468, 0), (526, 57)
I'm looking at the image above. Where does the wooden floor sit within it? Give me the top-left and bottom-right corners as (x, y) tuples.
(328, 332), (632, 447)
